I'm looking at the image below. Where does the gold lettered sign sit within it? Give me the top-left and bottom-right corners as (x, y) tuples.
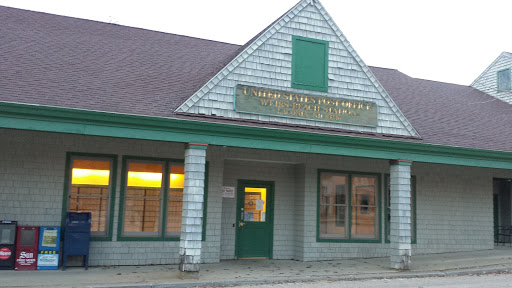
(234, 84), (378, 126)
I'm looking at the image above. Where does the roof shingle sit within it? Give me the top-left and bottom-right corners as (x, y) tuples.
(1, 5), (512, 152)
(0, 5), (239, 117)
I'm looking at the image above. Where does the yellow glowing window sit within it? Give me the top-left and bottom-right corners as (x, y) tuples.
(72, 169), (110, 185)
(127, 172), (162, 187)
(245, 187), (266, 213)
(127, 163), (163, 188)
(72, 159), (110, 185)
(123, 162), (164, 235)
(120, 160), (200, 238)
(170, 165), (184, 189)
(167, 164), (185, 236)
(68, 158), (113, 235)
(243, 187), (267, 223)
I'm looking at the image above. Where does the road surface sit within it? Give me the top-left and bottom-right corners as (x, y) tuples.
(222, 271), (512, 288)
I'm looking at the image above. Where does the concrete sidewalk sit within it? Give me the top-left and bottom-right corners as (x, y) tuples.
(2, 247), (512, 288)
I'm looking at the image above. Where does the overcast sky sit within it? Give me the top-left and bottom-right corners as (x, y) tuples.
(1, 0), (510, 86)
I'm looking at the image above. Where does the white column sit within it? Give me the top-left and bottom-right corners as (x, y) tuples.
(179, 143), (207, 277)
(389, 160), (412, 270)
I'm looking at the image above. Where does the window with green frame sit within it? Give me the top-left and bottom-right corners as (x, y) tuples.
(118, 156), (207, 240)
(318, 170), (380, 242)
(291, 35), (329, 92)
(384, 175), (416, 244)
(62, 153), (117, 240)
(498, 68), (511, 91)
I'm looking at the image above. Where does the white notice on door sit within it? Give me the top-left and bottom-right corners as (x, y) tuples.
(256, 200), (264, 211)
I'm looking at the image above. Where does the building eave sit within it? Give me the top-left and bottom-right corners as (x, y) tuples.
(1, 101), (511, 169)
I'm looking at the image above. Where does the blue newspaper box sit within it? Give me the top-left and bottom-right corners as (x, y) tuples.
(63, 212), (91, 270)
(37, 227), (61, 270)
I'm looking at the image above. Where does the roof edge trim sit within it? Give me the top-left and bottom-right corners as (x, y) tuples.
(175, 0), (308, 113)
(312, 1), (419, 138)
(1, 101), (512, 170)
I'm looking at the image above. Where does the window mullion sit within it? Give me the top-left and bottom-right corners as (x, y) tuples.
(347, 174), (352, 240)
(71, 194), (109, 198)
(161, 161), (170, 238)
(126, 195), (161, 200)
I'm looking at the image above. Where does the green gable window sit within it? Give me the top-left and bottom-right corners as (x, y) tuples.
(497, 69), (511, 91)
(291, 36), (329, 92)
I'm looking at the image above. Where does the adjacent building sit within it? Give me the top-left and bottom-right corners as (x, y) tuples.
(1, 0), (511, 273)
(472, 52), (512, 104)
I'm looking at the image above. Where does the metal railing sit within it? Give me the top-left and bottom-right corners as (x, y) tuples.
(496, 226), (512, 246)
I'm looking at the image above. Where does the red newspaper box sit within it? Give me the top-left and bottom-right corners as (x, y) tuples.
(15, 226), (39, 271)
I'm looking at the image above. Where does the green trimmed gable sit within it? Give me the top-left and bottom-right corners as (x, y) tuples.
(177, 0), (418, 138)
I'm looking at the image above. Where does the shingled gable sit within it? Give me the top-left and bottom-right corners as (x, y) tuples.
(471, 52), (512, 104)
(472, 52), (512, 87)
(175, 0), (419, 138)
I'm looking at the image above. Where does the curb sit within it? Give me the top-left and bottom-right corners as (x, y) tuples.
(80, 266), (512, 288)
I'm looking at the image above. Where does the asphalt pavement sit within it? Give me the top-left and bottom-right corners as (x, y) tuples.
(2, 246), (512, 288)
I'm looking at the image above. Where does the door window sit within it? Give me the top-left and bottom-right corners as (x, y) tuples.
(243, 188), (267, 222)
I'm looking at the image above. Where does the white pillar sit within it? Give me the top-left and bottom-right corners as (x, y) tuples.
(179, 143), (207, 278)
(389, 160), (412, 270)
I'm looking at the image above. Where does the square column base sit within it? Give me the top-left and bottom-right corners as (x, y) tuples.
(391, 253), (412, 270)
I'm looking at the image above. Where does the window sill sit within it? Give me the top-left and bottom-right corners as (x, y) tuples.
(117, 236), (181, 242)
(90, 236), (113, 242)
(317, 237), (381, 243)
(292, 82), (328, 92)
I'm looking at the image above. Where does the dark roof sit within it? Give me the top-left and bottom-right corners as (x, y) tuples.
(1, 5), (512, 152)
(371, 67), (512, 152)
(0, 5), (240, 117)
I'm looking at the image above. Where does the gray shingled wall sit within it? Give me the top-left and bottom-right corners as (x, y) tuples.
(0, 129), (221, 266)
(0, 128), (507, 265)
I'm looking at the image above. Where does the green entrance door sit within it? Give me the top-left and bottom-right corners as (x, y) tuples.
(235, 180), (274, 259)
